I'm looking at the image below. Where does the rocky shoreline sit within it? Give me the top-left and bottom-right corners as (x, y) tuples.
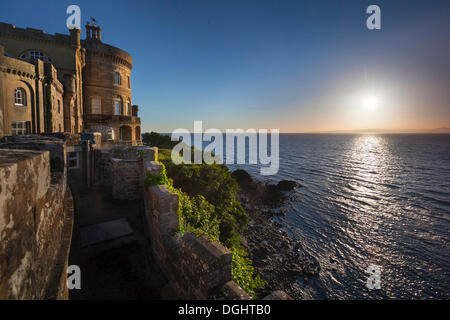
(233, 170), (320, 299)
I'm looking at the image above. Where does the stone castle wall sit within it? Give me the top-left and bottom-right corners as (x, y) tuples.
(93, 146), (157, 200)
(0, 138), (74, 299)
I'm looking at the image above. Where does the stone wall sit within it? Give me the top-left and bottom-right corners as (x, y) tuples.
(0, 140), (74, 299)
(111, 158), (142, 200)
(94, 146), (158, 200)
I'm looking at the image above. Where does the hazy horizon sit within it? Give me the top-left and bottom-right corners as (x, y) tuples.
(154, 127), (450, 134)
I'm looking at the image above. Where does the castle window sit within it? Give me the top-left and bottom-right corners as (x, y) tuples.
(14, 88), (26, 106)
(106, 128), (114, 140)
(67, 152), (79, 169)
(127, 76), (130, 88)
(91, 97), (101, 114)
(113, 98), (122, 115)
(11, 121), (27, 135)
(58, 100), (61, 113)
(29, 51), (44, 61)
(59, 124), (62, 132)
(114, 72), (121, 85)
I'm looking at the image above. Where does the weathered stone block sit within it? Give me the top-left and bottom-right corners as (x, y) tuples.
(0, 147), (73, 300)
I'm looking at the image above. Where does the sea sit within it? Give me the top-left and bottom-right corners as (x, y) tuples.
(174, 133), (450, 299)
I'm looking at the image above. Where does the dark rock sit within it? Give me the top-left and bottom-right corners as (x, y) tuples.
(276, 180), (297, 191)
(263, 184), (286, 206)
(232, 169), (257, 190)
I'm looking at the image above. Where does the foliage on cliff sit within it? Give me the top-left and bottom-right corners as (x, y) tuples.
(158, 149), (248, 248)
(143, 133), (265, 297)
(142, 132), (179, 149)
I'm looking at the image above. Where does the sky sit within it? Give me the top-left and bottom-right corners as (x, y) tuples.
(1, 0), (449, 133)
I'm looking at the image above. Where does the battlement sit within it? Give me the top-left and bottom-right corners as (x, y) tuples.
(0, 22), (73, 45)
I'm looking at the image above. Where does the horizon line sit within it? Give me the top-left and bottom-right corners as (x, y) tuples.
(145, 127), (450, 134)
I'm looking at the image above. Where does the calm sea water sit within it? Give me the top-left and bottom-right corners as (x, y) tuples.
(219, 134), (449, 299)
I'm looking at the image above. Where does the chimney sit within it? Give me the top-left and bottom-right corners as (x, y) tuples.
(70, 27), (81, 47)
(96, 26), (102, 41)
(85, 22), (102, 42)
(132, 105), (139, 117)
(85, 22), (92, 39)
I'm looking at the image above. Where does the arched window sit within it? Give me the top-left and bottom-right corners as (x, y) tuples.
(19, 50), (53, 63)
(29, 51), (44, 61)
(14, 88), (26, 106)
(114, 72), (121, 85)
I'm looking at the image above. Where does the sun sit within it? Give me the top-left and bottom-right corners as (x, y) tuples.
(363, 95), (378, 110)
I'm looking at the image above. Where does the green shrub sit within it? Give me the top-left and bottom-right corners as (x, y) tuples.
(144, 162), (219, 241)
(142, 136), (265, 297)
(142, 131), (179, 149)
(144, 165), (171, 187)
(231, 247), (266, 298)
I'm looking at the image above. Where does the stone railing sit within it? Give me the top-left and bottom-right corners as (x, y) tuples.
(118, 140), (133, 146)
(84, 114), (141, 125)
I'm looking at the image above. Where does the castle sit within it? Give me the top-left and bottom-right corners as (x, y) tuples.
(0, 21), (141, 145)
(0, 21), (290, 301)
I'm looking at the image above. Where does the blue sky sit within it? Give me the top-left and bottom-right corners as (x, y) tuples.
(1, 0), (449, 132)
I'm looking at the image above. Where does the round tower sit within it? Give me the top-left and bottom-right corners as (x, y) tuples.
(82, 22), (141, 145)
